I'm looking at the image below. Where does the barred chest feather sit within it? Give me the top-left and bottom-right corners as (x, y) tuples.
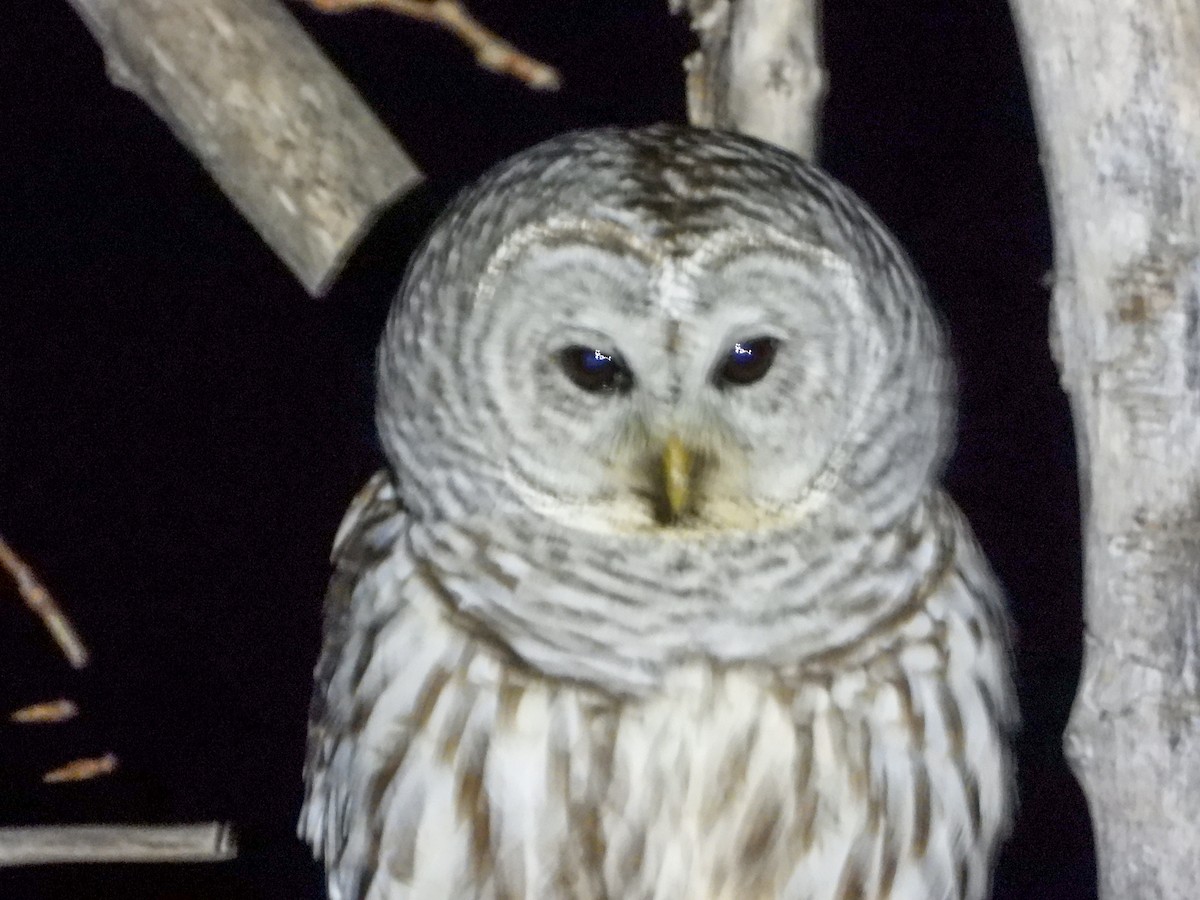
(301, 478), (1014, 900)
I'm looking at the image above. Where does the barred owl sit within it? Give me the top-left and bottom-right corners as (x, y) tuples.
(300, 125), (1015, 900)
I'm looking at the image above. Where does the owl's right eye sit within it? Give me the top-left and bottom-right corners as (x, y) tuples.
(558, 346), (633, 394)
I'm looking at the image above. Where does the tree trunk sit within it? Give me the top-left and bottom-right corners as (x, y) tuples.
(676, 0), (824, 160)
(1009, 2), (1200, 896)
(67, 0), (420, 295)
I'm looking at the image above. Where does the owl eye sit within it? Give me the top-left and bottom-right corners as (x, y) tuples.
(558, 346), (633, 394)
(715, 337), (779, 387)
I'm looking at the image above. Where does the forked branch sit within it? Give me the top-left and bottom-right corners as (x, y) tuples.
(305, 0), (560, 90)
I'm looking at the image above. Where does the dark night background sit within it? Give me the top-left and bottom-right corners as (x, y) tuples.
(2, 1), (1091, 897)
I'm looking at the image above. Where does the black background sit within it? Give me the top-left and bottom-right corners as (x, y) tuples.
(2, 1), (1092, 897)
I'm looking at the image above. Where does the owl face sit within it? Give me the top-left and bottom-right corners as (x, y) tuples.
(377, 126), (952, 536)
(473, 221), (884, 533)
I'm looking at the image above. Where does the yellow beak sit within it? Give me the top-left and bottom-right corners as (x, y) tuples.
(662, 433), (695, 521)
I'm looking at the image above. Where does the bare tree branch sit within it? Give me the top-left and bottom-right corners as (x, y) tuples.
(0, 533), (89, 669)
(0, 823), (236, 867)
(65, 0), (421, 295)
(1010, 1), (1200, 896)
(674, 0), (825, 160)
(305, 0), (560, 90)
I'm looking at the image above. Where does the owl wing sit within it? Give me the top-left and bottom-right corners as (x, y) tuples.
(299, 469), (406, 897)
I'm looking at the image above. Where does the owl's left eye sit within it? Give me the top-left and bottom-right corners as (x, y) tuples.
(715, 337), (779, 387)
(558, 346), (633, 394)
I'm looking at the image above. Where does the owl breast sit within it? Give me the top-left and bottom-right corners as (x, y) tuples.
(302, 478), (1012, 900)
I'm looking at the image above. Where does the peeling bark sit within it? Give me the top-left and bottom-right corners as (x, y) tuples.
(675, 0), (824, 161)
(1010, 1), (1200, 895)
(66, 0), (421, 295)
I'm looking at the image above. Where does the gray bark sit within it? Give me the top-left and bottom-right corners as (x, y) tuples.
(675, 0), (825, 161)
(1010, 1), (1200, 896)
(0, 823), (235, 866)
(67, 0), (421, 295)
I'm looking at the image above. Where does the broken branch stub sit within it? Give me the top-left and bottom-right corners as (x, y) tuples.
(675, 0), (825, 161)
(67, 0), (422, 296)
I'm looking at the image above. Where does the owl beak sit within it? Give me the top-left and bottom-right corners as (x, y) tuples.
(661, 433), (695, 522)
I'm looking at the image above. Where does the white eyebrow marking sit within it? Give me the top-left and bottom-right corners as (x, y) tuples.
(653, 255), (699, 321)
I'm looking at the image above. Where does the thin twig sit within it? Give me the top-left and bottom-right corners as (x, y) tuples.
(10, 698), (79, 724)
(0, 823), (237, 867)
(305, 0), (560, 89)
(0, 533), (89, 668)
(43, 752), (119, 784)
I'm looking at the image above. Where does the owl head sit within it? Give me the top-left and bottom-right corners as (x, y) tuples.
(376, 125), (953, 538)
